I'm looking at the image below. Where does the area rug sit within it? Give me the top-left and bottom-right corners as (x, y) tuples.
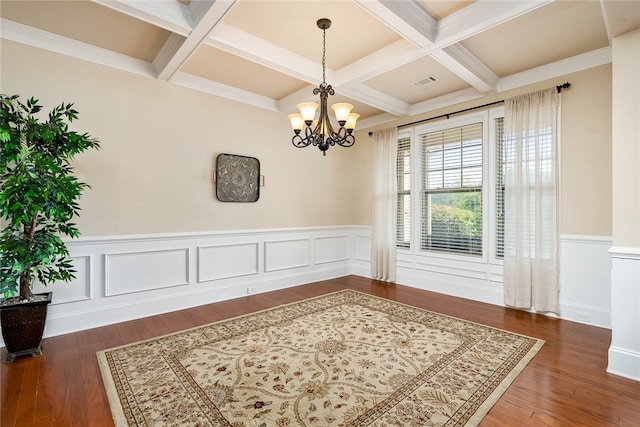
(97, 290), (543, 426)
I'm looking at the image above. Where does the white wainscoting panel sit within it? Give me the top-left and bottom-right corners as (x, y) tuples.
(608, 246), (640, 381)
(390, 235), (613, 327)
(315, 236), (350, 264)
(351, 228), (372, 277)
(559, 235), (612, 328)
(0, 228), (617, 350)
(105, 248), (190, 296)
(198, 243), (259, 282)
(355, 233), (371, 262)
(264, 239), (311, 272)
(32, 255), (92, 304)
(0, 226), (362, 348)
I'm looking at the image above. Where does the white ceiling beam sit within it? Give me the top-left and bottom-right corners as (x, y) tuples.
(207, 22), (324, 85)
(341, 84), (411, 117)
(354, 0), (437, 47)
(170, 71), (278, 112)
(351, 0), (531, 94)
(436, 0), (553, 46)
(333, 39), (423, 88)
(352, 0), (554, 87)
(176, 0), (549, 117)
(431, 44), (499, 94)
(91, 0), (193, 36)
(154, 0), (237, 81)
(208, 23), (411, 117)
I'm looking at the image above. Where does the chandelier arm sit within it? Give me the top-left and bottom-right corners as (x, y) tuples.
(292, 134), (310, 148)
(291, 125), (318, 148)
(327, 127), (355, 147)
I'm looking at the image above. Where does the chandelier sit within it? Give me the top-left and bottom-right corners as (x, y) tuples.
(288, 18), (359, 156)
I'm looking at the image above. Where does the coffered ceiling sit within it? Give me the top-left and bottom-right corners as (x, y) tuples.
(2, 1), (639, 128)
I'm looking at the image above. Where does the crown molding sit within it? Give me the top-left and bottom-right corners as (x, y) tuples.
(498, 47), (612, 92)
(170, 71), (278, 112)
(0, 18), (154, 78)
(91, 0), (193, 36)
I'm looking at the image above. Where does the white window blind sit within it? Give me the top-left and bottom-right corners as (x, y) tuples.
(420, 122), (483, 255)
(396, 136), (411, 248)
(495, 117), (505, 259)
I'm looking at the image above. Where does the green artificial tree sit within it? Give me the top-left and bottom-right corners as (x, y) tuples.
(0, 94), (100, 302)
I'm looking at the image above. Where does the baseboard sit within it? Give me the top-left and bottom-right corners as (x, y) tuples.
(558, 301), (611, 328)
(41, 265), (352, 340)
(396, 267), (504, 306)
(607, 346), (640, 382)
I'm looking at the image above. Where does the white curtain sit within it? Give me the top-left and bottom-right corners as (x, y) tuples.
(371, 128), (398, 282)
(503, 88), (560, 313)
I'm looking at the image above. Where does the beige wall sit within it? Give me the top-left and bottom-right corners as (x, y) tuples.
(353, 65), (614, 237)
(1, 39), (614, 238)
(612, 29), (640, 247)
(1, 40), (358, 236)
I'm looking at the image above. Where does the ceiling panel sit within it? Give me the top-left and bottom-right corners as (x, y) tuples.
(601, 0), (640, 38)
(183, 45), (308, 100)
(223, 0), (402, 70)
(365, 56), (471, 104)
(461, 1), (610, 77)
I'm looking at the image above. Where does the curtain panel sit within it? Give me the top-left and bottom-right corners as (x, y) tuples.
(503, 88), (560, 313)
(371, 128), (398, 282)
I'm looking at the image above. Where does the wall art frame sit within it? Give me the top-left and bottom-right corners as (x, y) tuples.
(215, 153), (260, 202)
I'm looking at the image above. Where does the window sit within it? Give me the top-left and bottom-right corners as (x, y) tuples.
(396, 110), (507, 262)
(396, 136), (411, 248)
(420, 122), (483, 255)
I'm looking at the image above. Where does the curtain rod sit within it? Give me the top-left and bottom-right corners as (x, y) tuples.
(368, 82), (571, 136)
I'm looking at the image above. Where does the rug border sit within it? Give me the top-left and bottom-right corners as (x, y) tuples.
(463, 337), (544, 426)
(97, 351), (129, 426)
(96, 289), (545, 426)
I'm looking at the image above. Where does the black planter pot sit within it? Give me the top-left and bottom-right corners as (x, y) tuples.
(0, 292), (52, 362)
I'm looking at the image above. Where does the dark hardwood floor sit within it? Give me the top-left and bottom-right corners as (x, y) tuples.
(2, 275), (639, 426)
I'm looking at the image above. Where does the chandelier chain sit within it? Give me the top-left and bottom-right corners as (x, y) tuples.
(322, 27), (326, 85)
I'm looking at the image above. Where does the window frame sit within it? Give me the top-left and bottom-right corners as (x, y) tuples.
(488, 107), (505, 265)
(396, 130), (413, 250)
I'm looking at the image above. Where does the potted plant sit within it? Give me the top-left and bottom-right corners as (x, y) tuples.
(0, 94), (100, 361)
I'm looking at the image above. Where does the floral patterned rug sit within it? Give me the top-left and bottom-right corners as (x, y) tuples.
(97, 290), (543, 426)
